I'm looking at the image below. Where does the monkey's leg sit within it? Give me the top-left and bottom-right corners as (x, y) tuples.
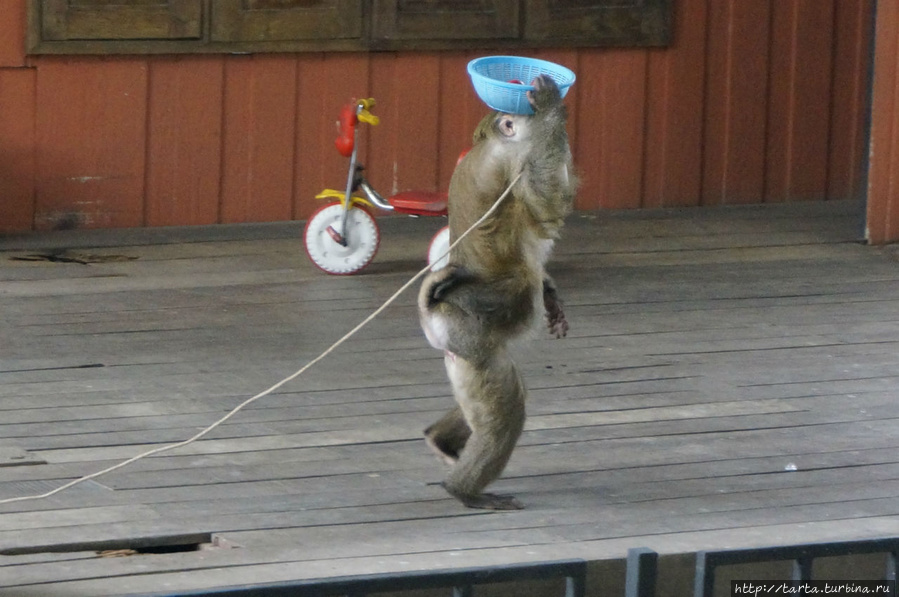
(424, 406), (471, 465)
(442, 353), (526, 510)
(543, 277), (568, 338)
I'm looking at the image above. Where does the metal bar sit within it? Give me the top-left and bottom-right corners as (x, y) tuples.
(625, 547), (658, 597)
(702, 537), (899, 569)
(695, 538), (899, 597)
(565, 573), (586, 597)
(358, 179), (394, 210)
(792, 556), (814, 584)
(887, 551), (897, 597)
(693, 551), (715, 597)
(144, 559), (587, 597)
(338, 107), (364, 240)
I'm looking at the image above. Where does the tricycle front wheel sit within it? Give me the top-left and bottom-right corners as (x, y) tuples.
(304, 202), (380, 275)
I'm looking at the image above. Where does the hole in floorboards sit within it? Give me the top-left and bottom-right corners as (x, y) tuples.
(97, 534), (241, 558)
(1, 533), (239, 558)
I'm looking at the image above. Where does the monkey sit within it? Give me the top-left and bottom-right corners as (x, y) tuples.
(417, 74), (576, 510)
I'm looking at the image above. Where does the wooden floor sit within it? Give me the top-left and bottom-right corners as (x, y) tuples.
(1, 201), (898, 596)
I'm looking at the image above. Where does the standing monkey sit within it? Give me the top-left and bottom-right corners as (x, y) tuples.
(418, 75), (576, 509)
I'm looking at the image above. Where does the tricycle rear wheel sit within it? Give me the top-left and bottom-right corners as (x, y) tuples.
(427, 226), (450, 271)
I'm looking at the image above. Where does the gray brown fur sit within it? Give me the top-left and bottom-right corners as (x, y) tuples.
(418, 75), (577, 510)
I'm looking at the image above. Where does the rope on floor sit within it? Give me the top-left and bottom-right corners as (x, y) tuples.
(0, 172), (522, 506)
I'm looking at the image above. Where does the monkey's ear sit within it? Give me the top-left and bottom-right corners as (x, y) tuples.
(497, 115), (517, 137)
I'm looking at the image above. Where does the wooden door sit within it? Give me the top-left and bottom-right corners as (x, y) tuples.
(40, 0), (202, 40)
(211, 0), (363, 41)
(371, 1), (520, 44)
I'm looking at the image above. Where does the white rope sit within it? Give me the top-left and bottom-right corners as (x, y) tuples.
(0, 171), (522, 506)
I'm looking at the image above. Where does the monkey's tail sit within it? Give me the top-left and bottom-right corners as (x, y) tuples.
(424, 266), (479, 307)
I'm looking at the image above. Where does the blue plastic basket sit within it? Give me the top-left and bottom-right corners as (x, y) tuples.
(467, 56), (576, 115)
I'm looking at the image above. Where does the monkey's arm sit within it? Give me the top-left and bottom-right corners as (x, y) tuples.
(519, 76), (577, 235)
(520, 158), (575, 233)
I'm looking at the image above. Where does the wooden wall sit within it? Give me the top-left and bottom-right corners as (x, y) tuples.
(869, 0), (899, 244)
(0, 0), (876, 234)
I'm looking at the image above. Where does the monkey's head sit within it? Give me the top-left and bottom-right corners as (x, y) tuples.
(472, 110), (533, 145)
(472, 75), (565, 145)
(468, 112), (512, 146)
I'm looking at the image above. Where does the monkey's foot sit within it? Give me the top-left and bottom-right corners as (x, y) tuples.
(423, 411), (471, 466)
(424, 433), (460, 466)
(443, 484), (524, 510)
(459, 493), (524, 510)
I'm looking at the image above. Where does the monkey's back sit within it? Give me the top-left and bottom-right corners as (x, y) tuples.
(444, 145), (547, 343)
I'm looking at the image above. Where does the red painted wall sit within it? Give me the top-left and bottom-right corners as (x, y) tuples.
(0, 0), (876, 234)
(868, 0), (899, 244)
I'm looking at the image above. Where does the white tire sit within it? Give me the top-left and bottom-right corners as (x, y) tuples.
(304, 203), (380, 275)
(427, 225), (450, 271)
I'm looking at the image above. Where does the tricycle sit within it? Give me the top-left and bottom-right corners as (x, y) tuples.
(303, 98), (451, 275)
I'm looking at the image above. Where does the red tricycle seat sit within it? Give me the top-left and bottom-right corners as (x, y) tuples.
(390, 191), (448, 216)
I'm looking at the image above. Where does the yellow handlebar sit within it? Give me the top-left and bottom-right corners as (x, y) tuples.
(356, 98), (380, 126)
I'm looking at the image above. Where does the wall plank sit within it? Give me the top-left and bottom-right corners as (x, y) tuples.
(436, 51), (488, 193)
(33, 58), (147, 230)
(867, 0), (899, 243)
(0, 0), (26, 67)
(1, 1), (877, 233)
(293, 53), (371, 220)
(764, 0), (798, 203)
(789, 0), (837, 202)
(766, 0), (836, 203)
(0, 68), (35, 232)
(643, 0), (706, 208)
(828, 0), (874, 203)
(574, 50), (647, 210)
(145, 57), (225, 227)
(369, 53), (442, 196)
(702, 0), (771, 206)
(221, 55), (297, 223)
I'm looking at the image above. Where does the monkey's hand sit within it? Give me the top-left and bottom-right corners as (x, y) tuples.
(526, 74), (563, 112)
(546, 306), (568, 339)
(543, 279), (568, 338)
